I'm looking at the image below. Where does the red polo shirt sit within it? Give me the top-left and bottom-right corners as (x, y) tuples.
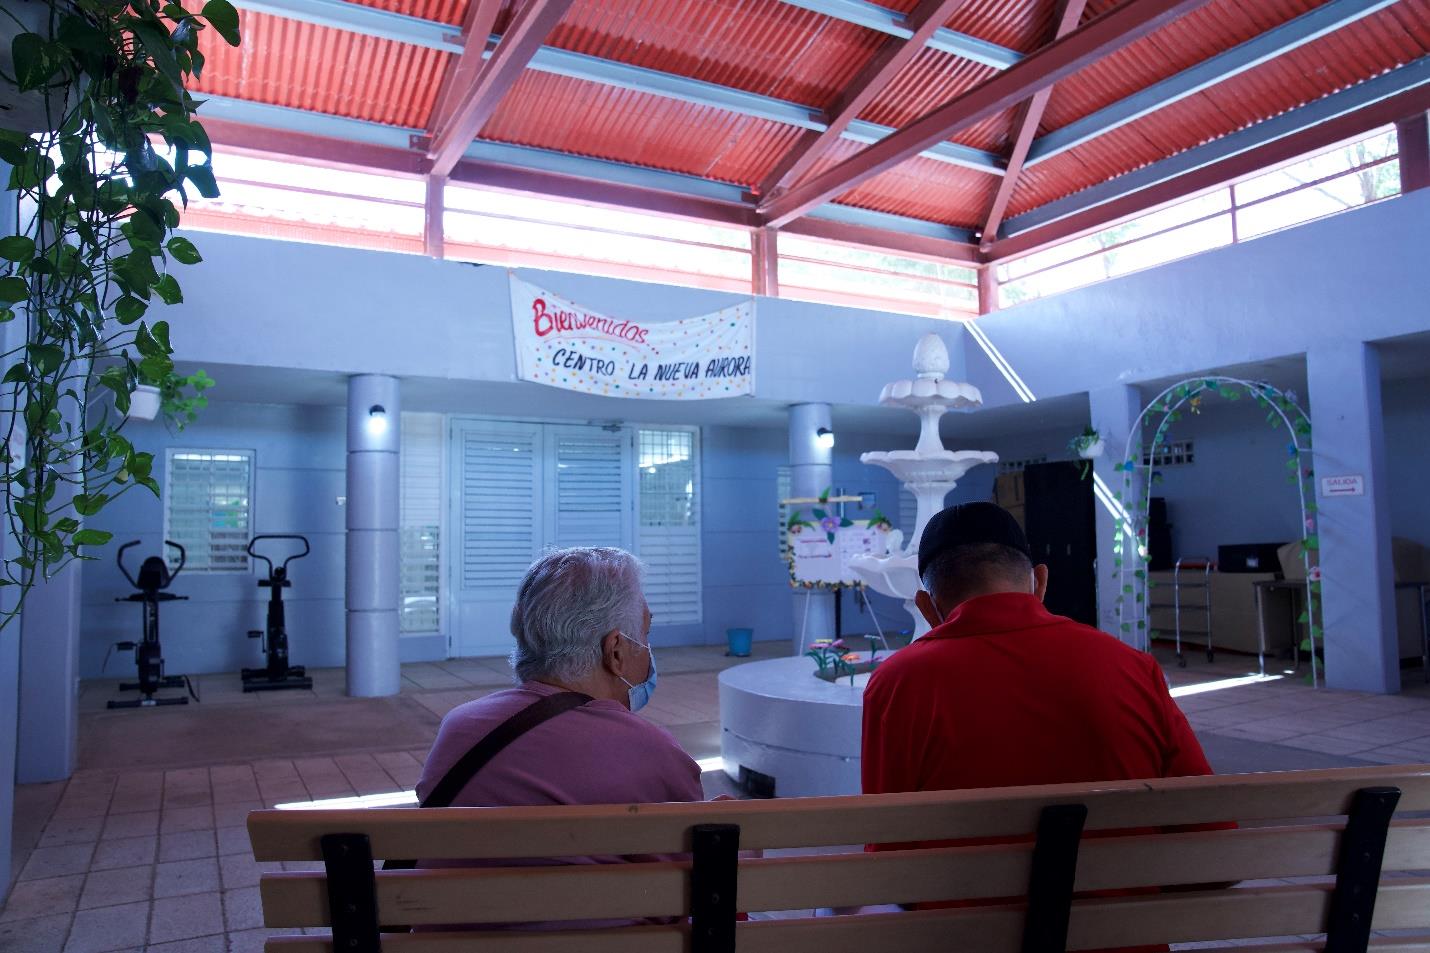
(863, 592), (1211, 796)
(862, 594), (1214, 950)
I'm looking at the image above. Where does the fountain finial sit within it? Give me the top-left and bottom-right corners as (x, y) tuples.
(912, 333), (949, 380)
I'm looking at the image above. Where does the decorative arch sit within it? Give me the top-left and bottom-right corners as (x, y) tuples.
(1111, 377), (1323, 686)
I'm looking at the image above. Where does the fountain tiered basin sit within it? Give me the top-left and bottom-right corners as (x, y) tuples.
(719, 334), (998, 796)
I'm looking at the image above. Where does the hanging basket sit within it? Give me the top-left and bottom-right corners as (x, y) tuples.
(1077, 437), (1105, 460)
(127, 385), (161, 421)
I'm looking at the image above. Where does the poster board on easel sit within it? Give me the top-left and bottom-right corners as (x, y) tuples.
(782, 495), (893, 587)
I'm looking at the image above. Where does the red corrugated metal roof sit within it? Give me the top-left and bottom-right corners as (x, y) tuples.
(195, 12), (446, 128)
(481, 71), (805, 187)
(1009, 0), (1430, 215)
(839, 154), (1001, 226)
(1040, 0), (1323, 135)
(192, 0), (1430, 255)
(547, 0), (881, 108)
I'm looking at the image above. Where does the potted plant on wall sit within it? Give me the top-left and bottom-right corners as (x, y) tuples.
(0, 0), (240, 627)
(1069, 426), (1104, 479)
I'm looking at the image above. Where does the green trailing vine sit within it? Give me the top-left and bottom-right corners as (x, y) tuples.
(0, 0), (240, 627)
(1110, 377), (1323, 684)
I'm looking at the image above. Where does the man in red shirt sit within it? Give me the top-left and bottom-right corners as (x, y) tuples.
(863, 499), (1213, 799)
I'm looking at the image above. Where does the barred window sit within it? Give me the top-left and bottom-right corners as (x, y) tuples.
(1143, 440), (1196, 468)
(400, 413), (443, 634)
(638, 429), (701, 624)
(164, 450), (253, 572)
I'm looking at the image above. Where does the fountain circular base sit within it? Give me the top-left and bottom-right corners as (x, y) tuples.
(718, 655), (885, 797)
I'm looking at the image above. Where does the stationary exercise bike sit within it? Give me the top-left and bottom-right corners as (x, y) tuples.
(242, 534), (314, 692)
(110, 540), (193, 709)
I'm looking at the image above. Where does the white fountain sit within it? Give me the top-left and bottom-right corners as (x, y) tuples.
(849, 333), (998, 637)
(717, 333), (998, 799)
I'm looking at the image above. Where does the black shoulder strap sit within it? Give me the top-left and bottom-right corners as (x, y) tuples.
(420, 690), (593, 808)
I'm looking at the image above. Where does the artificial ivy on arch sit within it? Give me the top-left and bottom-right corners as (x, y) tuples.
(1109, 377), (1324, 686)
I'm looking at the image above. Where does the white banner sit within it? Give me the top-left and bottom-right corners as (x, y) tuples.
(510, 276), (754, 400)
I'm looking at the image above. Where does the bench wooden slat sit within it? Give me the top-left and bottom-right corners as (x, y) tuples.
(259, 880), (1430, 953)
(247, 765), (1430, 861)
(258, 820), (1430, 926)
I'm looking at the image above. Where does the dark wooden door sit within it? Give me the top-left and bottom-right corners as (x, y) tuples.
(1021, 462), (1098, 627)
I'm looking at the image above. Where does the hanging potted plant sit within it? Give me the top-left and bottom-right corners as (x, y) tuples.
(1069, 426), (1105, 459)
(0, 0), (241, 627)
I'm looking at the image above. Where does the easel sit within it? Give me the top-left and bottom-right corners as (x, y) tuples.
(783, 494), (891, 656)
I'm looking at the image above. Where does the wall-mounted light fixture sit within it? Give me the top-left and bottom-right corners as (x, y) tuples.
(816, 427), (835, 450)
(365, 404), (389, 437)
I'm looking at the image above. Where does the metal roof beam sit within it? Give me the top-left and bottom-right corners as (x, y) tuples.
(227, 0), (1005, 175)
(979, 0), (1089, 249)
(759, 0), (977, 198)
(989, 61), (1430, 259)
(760, 0), (1218, 228)
(775, 0), (1022, 69)
(425, 0), (574, 177)
(193, 95), (981, 257)
(229, 0), (461, 50)
(1025, 0), (1401, 168)
(1001, 54), (1430, 239)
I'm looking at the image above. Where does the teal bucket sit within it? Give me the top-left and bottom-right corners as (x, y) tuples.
(725, 627), (753, 657)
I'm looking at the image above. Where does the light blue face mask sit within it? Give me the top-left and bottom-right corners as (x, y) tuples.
(618, 631), (658, 712)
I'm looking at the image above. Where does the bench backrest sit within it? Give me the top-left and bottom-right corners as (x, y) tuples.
(249, 764), (1430, 953)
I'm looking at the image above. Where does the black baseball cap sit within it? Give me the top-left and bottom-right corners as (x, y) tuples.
(917, 501), (1033, 578)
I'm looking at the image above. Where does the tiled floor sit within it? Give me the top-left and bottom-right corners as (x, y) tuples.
(3, 642), (1428, 952)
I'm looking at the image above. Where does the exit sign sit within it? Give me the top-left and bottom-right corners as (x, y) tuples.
(1320, 475), (1365, 497)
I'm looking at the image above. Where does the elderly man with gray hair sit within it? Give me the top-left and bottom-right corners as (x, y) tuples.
(415, 546), (702, 820)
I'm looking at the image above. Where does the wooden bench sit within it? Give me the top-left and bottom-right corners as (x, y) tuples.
(248, 764), (1430, 953)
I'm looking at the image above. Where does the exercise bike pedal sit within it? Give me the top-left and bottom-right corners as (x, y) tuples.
(247, 629), (262, 639)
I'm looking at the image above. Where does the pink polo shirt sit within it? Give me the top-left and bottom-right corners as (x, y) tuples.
(414, 681), (703, 930)
(417, 680), (703, 812)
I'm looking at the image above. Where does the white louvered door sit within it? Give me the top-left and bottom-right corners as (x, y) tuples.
(451, 419), (544, 657)
(544, 426), (634, 553)
(450, 419), (634, 659)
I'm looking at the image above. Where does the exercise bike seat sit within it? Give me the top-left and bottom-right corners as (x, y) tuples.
(115, 593), (189, 603)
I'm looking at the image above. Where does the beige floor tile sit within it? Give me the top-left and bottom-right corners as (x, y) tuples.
(160, 807), (215, 835)
(64, 900), (149, 953)
(101, 812), (159, 841)
(218, 855), (261, 892)
(90, 836), (157, 872)
(212, 803), (263, 831)
(154, 859), (222, 899)
(146, 934), (226, 953)
(0, 912), (71, 953)
(0, 875), (85, 922)
(39, 816), (105, 849)
(148, 894), (224, 946)
(78, 868), (154, 910)
(20, 844), (97, 881)
(221, 888), (263, 934)
(215, 827), (252, 858)
(158, 831), (218, 864)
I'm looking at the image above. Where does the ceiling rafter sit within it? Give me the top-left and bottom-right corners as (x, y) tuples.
(758, 0), (1221, 229)
(424, 0), (576, 178)
(978, 0), (1089, 250)
(758, 0), (977, 201)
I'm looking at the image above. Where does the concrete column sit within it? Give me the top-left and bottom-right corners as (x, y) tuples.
(0, 158), (21, 889)
(1307, 344), (1399, 694)
(346, 375), (401, 697)
(1089, 384), (1143, 644)
(17, 389), (81, 783)
(16, 559), (80, 783)
(789, 402), (835, 652)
